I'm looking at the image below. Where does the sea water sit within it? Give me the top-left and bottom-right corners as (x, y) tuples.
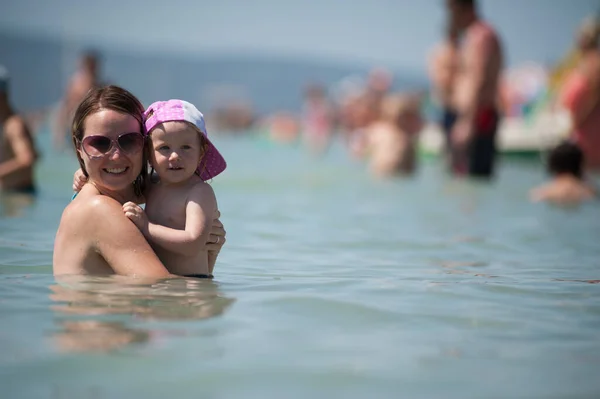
(1, 134), (599, 398)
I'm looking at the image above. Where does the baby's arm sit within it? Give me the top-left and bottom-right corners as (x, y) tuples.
(126, 183), (217, 256)
(72, 168), (88, 192)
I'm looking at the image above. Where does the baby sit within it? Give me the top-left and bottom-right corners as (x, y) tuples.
(121, 100), (227, 278)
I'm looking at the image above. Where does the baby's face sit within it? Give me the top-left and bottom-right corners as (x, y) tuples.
(149, 121), (204, 184)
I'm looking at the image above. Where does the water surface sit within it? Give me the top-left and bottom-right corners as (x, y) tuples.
(1, 136), (599, 398)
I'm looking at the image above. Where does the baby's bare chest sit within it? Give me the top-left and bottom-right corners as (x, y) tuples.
(145, 189), (188, 228)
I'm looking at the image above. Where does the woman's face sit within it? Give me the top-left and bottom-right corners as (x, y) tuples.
(78, 109), (144, 193)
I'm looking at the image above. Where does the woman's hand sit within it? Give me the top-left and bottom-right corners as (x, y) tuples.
(122, 201), (149, 234)
(206, 210), (226, 275)
(206, 210), (226, 252)
(73, 169), (88, 192)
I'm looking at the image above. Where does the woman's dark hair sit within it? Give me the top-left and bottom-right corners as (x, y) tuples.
(547, 141), (584, 179)
(72, 85), (148, 197)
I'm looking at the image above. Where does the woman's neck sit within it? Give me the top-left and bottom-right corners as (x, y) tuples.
(90, 182), (141, 205)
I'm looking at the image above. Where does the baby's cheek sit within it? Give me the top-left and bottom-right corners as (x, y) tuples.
(151, 152), (165, 163)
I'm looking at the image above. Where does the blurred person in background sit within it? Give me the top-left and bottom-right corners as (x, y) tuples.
(365, 68), (393, 107)
(262, 112), (301, 144)
(210, 101), (255, 133)
(428, 20), (460, 159)
(53, 50), (104, 150)
(338, 69), (392, 150)
(558, 16), (600, 172)
(351, 93), (424, 178)
(344, 91), (381, 155)
(446, 0), (504, 179)
(0, 65), (38, 194)
(301, 83), (334, 154)
(530, 141), (596, 206)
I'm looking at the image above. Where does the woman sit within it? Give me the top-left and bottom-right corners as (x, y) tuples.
(53, 85), (225, 277)
(559, 17), (600, 171)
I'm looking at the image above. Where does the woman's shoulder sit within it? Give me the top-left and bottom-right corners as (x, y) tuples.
(75, 187), (122, 208)
(61, 189), (124, 227)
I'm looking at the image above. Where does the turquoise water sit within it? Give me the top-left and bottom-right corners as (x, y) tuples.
(1, 134), (600, 398)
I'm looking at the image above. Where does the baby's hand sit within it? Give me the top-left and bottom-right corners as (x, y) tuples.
(73, 169), (88, 192)
(122, 201), (149, 232)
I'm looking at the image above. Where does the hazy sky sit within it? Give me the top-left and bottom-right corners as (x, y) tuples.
(1, 0), (599, 73)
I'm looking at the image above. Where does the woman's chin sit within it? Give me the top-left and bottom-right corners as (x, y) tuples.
(94, 168), (136, 190)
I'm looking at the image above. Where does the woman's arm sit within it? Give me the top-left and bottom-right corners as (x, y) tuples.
(88, 196), (173, 278)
